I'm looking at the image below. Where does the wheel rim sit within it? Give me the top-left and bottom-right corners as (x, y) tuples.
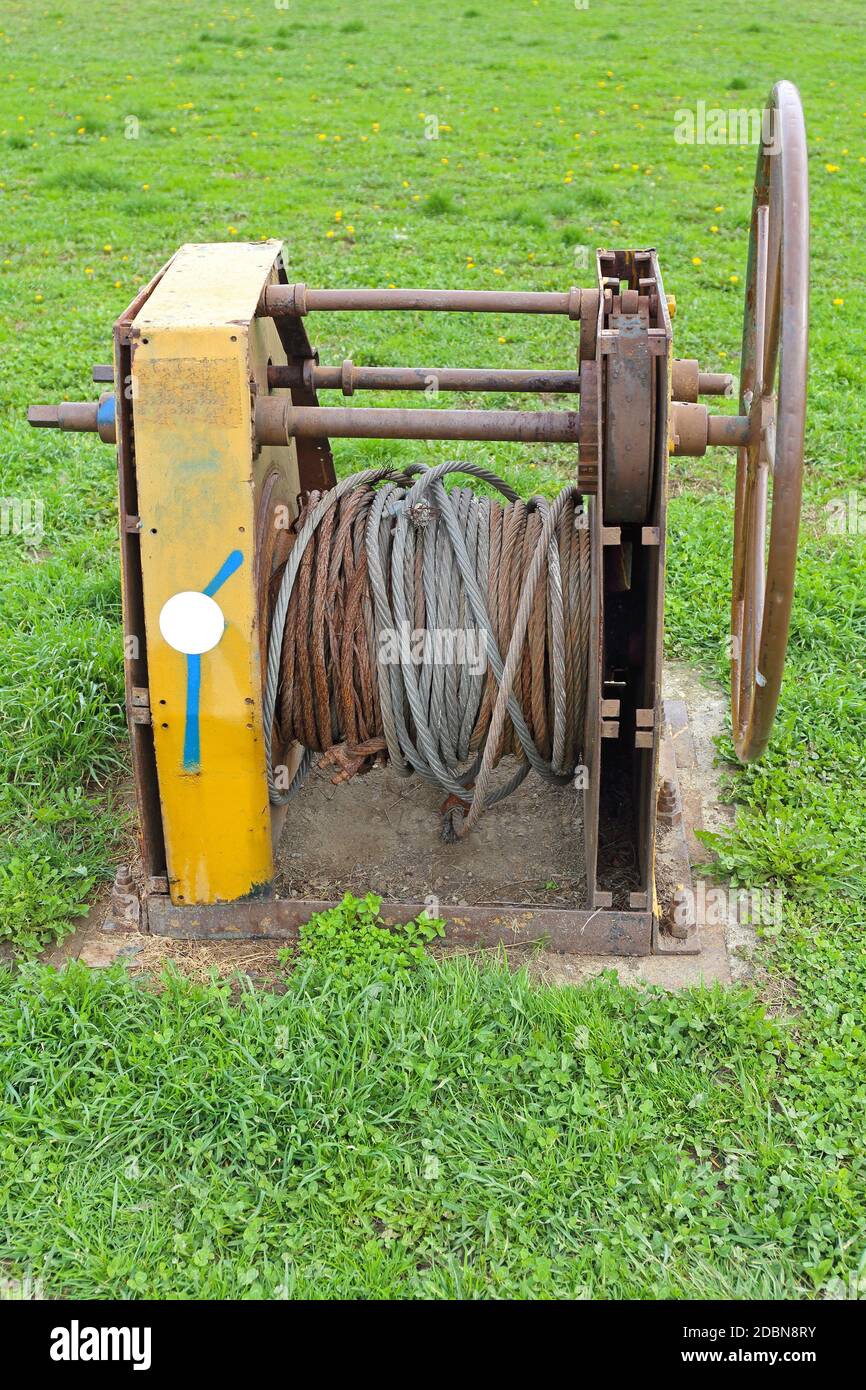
(731, 80), (809, 762)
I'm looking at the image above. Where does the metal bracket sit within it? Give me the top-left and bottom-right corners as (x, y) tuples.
(129, 687), (151, 725)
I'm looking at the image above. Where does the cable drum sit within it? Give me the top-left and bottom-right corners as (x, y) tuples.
(262, 461), (591, 839)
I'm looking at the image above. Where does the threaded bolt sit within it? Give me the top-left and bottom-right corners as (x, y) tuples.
(657, 776), (679, 825)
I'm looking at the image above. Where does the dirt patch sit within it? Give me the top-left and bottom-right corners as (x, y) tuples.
(275, 761), (585, 910)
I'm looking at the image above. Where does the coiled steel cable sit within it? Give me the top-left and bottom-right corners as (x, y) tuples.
(262, 461), (591, 838)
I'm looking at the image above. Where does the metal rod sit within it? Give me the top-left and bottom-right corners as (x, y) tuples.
(267, 361), (581, 395)
(672, 359), (735, 403)
(699, 371), (734, 397)
(27, 395), (581, 446)
(707, 414), (752, 447)
(255, 397), (579, 445)
(259, 283), (583, 318)
(28, 402), (99, 432)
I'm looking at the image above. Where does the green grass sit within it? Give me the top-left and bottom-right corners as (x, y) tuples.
(1, 951), (862, 1300)
(287, 893), (446, 979)
(1, 0), (865, 1299)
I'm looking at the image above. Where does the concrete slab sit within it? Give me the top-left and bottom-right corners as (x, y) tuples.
(526, 661), (735, 990)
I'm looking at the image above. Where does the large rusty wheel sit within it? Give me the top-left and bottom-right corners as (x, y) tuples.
(731, 81), (809, 762)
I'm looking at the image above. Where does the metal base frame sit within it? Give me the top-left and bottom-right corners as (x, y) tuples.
(145, 898), (655, 956)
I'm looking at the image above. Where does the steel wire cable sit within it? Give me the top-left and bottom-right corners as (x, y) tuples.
(262, 461), (591, 838)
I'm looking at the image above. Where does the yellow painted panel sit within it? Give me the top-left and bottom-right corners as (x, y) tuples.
(131, 242), (290, 904)
(135, 240), (283, 329)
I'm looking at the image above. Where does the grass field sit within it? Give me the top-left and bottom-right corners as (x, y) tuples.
(1, 0), (865, 1299)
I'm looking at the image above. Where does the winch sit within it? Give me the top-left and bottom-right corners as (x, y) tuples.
(27, 83), (809, 957)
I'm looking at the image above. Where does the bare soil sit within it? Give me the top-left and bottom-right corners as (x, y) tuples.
(275, 761), (586, 910)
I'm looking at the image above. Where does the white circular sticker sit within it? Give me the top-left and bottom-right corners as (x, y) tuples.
(158, 591), (225, 655)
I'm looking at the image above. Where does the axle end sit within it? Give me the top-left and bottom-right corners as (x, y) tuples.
(27, 404), (61, 428)
(25, 394), (116, 443)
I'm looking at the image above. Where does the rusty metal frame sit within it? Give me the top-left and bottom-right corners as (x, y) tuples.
(592, 249), (672, 919)
(100, 245), (680, 955)
(269, 254), (336, 493)
(146, 898), (653, 955)
(113, 258), (173, 894)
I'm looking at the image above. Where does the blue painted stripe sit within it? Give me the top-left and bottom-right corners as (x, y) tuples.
(183, 653), (201, 771)
(181, 550), (244, 773)
(203, 548), (243, 597)
(96, 393), (116, 429)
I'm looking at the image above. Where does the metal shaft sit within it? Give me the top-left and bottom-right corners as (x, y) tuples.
(259, 283), (583, 318)
(267, 361), (581, 395)
(706, 414), (752, 447)
(28, 402), (99, 432)
(28, 394), (747, 456)
(699, 371), (734, 396)
(255, 398), (579, 445)
(671, 358), (735, 402)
